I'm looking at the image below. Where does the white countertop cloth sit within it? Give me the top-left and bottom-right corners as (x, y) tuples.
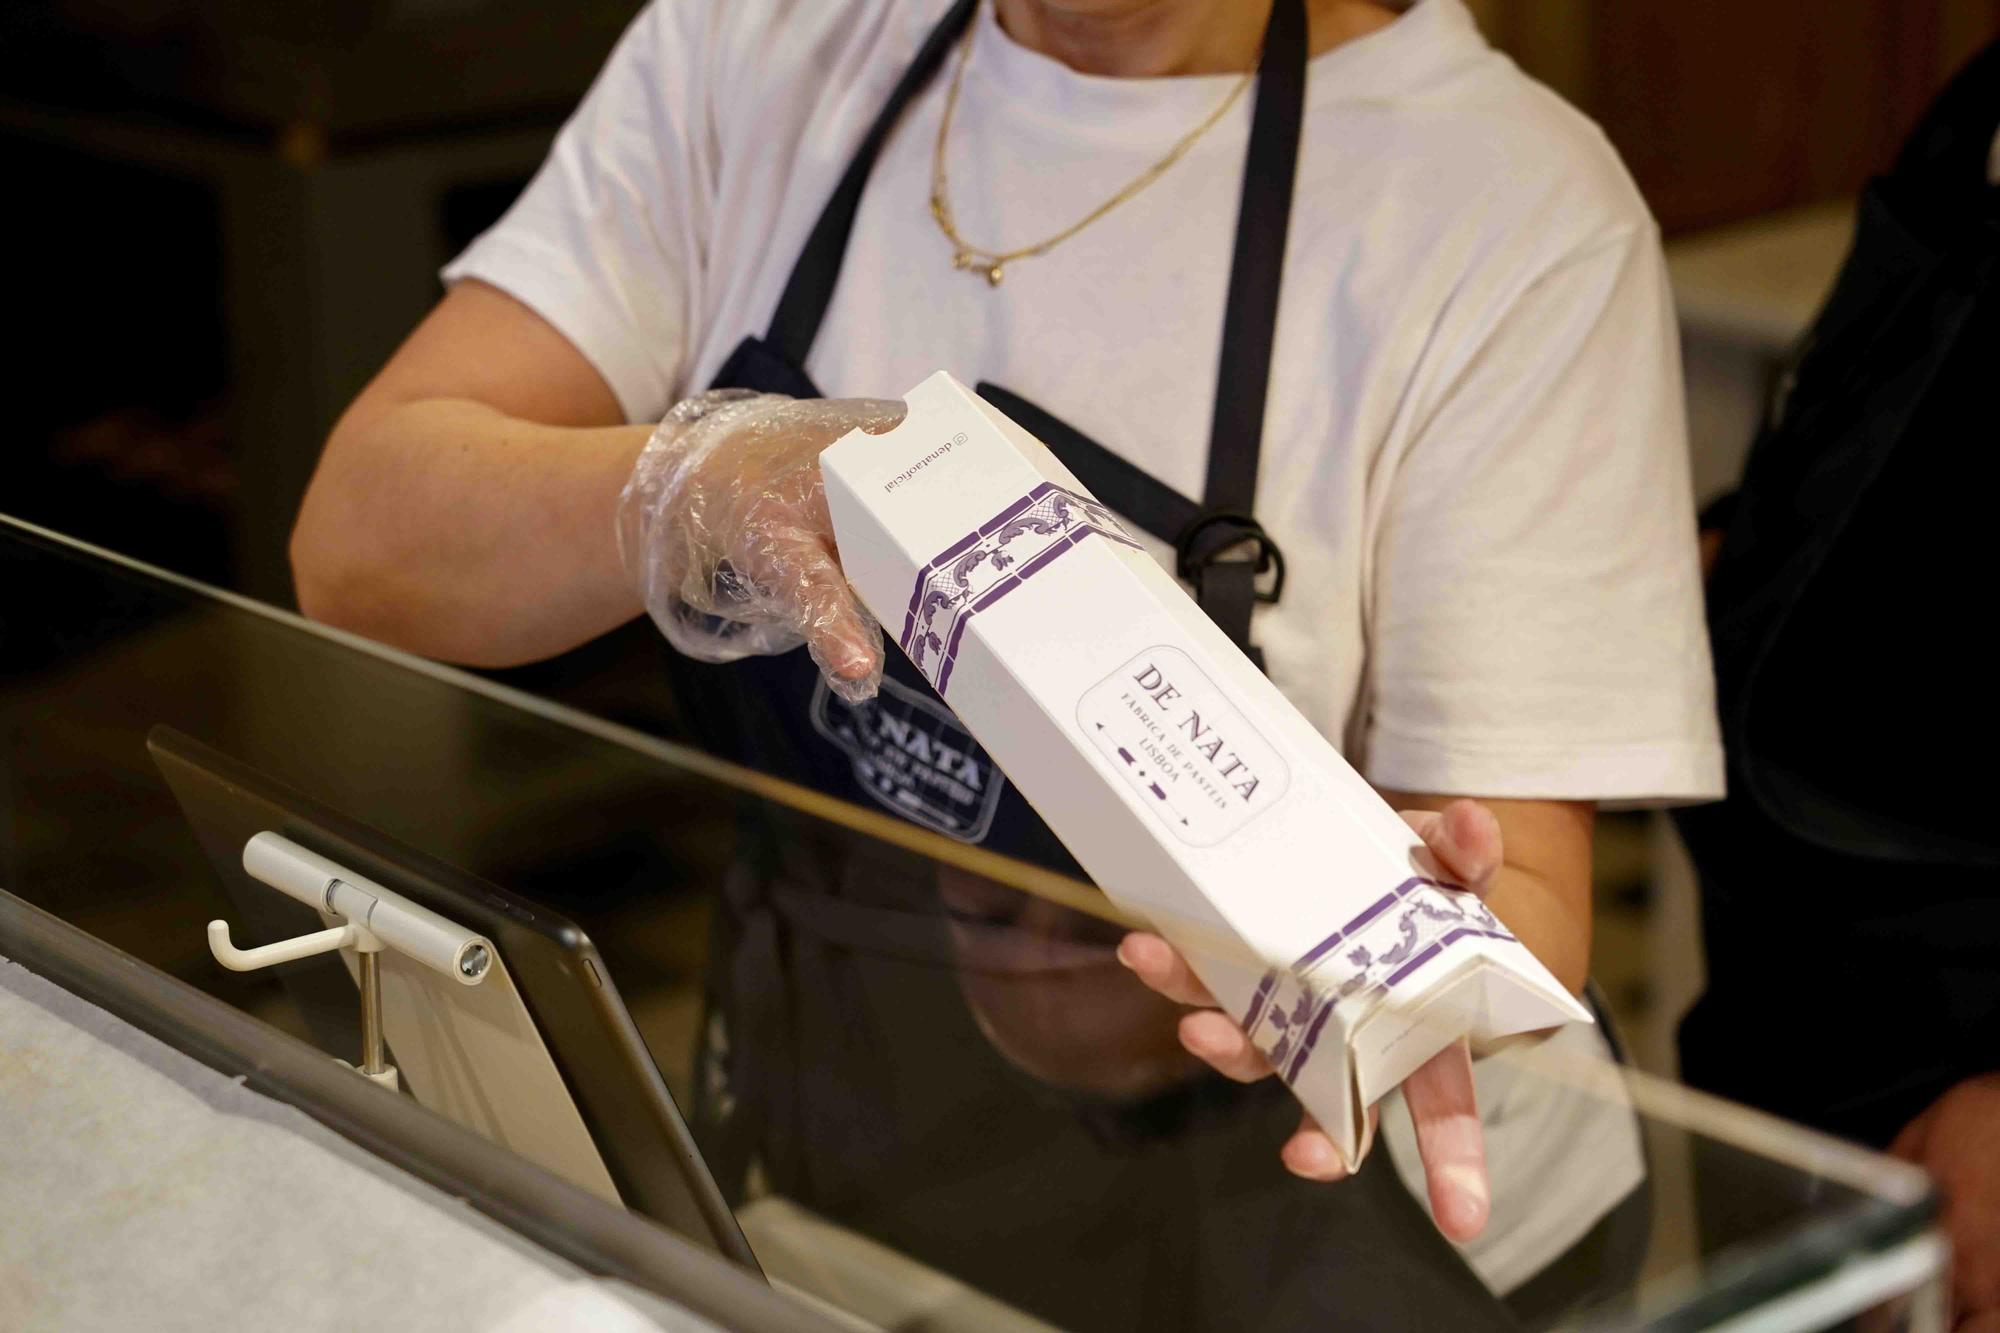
(0, 954), (715, 1333)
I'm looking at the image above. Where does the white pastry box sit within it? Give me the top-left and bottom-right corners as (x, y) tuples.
(821, 371), (1590, 1169)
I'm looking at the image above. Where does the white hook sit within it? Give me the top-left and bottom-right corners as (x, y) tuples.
(207, 920), (359, 972)
(240, 833), (490, 985)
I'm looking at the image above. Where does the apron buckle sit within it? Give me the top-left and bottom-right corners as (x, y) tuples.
(1175, 510), (1287, 604)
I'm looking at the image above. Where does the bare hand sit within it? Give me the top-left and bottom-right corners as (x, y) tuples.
(1891, 1072), (2000, 1326)
(1117, 799), (1505, 1242)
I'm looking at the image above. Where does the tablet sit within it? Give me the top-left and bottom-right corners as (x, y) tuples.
(147, 725), (757, 1270)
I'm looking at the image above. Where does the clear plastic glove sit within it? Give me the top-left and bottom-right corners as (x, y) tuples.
(617, 390), (905, 703)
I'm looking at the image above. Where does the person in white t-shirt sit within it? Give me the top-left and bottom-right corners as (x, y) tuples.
(293, 0), (1722, 1319)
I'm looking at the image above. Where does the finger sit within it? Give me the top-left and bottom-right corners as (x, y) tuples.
(1398, 807), (1442, 841)
(786, 543), (883, 685)
(1404, 1039), (1490, 1241)
(792, 397), (909, 448)
(1177, 1009), (1276, 1083)
(842, 398), (909, 437)
(1888, 1100), (1938, 1163)
(1960, 1250), (2000, 1333)
(1115, 932), (1218, 1007)
(1403, 800), (1504, 894)
(1282, 1111), (1351, 1182)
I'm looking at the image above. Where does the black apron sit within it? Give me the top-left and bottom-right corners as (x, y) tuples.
(681, 5), (1518, 1329)
(1676, 38), (2000, 1148)
(678, 0), (1295, 873)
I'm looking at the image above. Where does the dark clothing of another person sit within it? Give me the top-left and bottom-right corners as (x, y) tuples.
(1677, 40), (2000, 1148)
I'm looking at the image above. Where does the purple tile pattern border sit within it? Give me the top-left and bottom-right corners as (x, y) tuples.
(1239, 877), (1516, 1085)
(898, 481), (1139, 696)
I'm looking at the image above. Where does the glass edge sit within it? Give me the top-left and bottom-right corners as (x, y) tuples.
(1498, 1039), (1937, 1205)
(0, 513), (1132, 923)
(1572, 1226), (1949, 1333)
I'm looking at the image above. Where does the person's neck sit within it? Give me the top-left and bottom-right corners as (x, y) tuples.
(990, 0), (1402, 78)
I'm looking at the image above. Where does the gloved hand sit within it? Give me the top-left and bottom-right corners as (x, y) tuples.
(616, 390), (905, 703)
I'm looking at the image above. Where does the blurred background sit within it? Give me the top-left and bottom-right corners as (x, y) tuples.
(3, 0), (1998, 1087)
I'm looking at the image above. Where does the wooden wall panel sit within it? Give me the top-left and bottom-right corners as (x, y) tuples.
(1944, 0), (2000, 69)
(1465, 0), (2000, 234)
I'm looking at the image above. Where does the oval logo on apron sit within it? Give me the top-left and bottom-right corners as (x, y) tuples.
(810, 675), (1005, 842)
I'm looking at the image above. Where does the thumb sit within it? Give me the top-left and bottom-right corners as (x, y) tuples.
(1402, 800), (1504, 895)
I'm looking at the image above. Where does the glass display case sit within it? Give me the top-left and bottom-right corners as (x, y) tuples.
(0, 513), (1946, 1331)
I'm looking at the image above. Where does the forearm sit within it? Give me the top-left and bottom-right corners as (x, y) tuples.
(1480, 861), (1592, 995)
(292, 397), (653, 666)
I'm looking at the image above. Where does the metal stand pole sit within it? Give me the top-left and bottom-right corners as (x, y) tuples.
(358, 949), (387, 1078)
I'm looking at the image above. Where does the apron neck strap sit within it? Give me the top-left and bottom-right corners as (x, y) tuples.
(1202, 0), (1306, 513)
(764, 0), (980, 367)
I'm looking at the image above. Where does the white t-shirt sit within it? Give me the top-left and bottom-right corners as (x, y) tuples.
(445, 0), (1717, 1293)
(446, 0), (1723, 806)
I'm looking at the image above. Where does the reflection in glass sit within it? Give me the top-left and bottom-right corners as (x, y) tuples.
(0, 516), (1944, 1331)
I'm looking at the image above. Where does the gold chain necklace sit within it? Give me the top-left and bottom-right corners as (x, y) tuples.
(928, 4), (1257, 287)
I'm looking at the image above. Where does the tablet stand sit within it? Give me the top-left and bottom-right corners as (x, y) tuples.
(207, 831), (495, 1091)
